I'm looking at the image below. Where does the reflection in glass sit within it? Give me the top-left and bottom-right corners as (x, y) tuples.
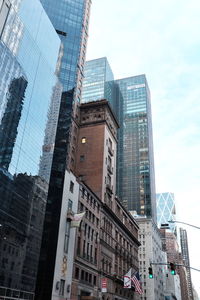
(0, 0), (62, 297)
(0, 76), (27, 169)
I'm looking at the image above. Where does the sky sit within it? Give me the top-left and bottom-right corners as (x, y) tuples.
(86, 0), (200, 295)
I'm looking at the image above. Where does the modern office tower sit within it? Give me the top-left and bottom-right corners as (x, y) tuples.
(180, 228), (194, 300)
(0, 0), (61, 299)
(40, 0), (91, 169)
(82, 60), (156, 220)
(36, 1), (91, 299)
(156, 192), (176, 233)
(82, 57), (114, 105)
(116, 75), (156, 220)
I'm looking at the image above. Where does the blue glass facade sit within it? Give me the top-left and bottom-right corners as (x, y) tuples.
(40, 0), (91, 99)
(35, 1), (91, 299)
(0, 0), (61, 298)
(156, 192), (176, 233)
(82, 57), (114, 104)
(116, 75), (157, 220)
(82, 61), (156, 215)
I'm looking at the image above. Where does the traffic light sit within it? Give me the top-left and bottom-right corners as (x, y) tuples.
(148, 266), (153, 279)
(170, 263), (176, 275)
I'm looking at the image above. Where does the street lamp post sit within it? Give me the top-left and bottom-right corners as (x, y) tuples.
(168, 220), (200, 230)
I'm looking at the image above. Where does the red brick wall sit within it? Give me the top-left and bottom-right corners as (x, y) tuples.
(75, 124), (105, 200)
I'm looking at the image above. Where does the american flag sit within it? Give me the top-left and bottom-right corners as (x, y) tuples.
(131, 272), (143, 295)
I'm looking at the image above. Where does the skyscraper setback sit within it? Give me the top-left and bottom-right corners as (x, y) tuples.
(82, 59), (156, 220)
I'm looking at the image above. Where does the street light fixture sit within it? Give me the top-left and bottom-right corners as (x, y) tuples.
(168, 220), (200, 230)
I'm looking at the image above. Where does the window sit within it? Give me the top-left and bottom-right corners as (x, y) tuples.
(69, 181), (74, 193)
(89, 273), (92, 283)
(85, 272), (88, 281)
(64, 222), (70, 253)
(88, 226), (90, 239)
(0, 0), (10, 37)
(84, 224), (87, 235)
(81, 137), (86, 144)
(90, 245), (93, 259)
(83, 240), (86, 255)
(59, 279), (65, 296)
(108, 138), (112, 149)
(80, 202), (84, 212)
(94, 248), (97, 262)
(81, 270), (84, 280)
(108, 156), (112, 168)
(75, 267), (79, 279)
(68, 199), (73, 211)
(80, 155), (85, 162)
(87, 243), (90, 257)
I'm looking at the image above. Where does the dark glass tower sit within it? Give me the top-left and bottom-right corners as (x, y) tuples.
(35, 1), (91, 299)
(116, 75), (156, 220)
(0, 0), (61, 299)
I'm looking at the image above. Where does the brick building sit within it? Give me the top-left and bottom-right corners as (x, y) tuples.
(71, 100), (140, 300)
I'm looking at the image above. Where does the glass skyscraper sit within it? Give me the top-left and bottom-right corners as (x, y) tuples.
(116, 75), (156, 220)
(82, 59), (156, 220)
(35, 1), (91, 299)
(0, 0), (61, 298)
(82, 57), (115, 105)
(156, 192), (176, 232)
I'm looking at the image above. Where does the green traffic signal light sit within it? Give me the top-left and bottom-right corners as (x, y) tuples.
(170, 263), (176, 275)
(148, 267), (153, 279)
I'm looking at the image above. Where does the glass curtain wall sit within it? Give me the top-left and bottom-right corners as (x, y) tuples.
(0, 0), (61, 298)
(35, 1), (91, 299)
(116, 75), (156, 221)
